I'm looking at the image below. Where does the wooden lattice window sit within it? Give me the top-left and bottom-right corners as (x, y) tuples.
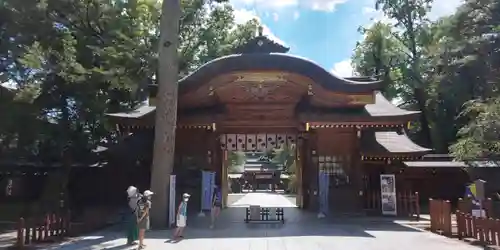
(319, 155), (350, 185)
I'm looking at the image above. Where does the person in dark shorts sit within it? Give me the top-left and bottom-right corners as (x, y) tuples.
(210, 185), (222, 229)
(137, 190), (153, 249)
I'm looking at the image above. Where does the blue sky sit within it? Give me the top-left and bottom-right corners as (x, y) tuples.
(230, 0), (464, 77)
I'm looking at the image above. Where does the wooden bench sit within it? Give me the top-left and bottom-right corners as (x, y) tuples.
(244, 206), (285, 223)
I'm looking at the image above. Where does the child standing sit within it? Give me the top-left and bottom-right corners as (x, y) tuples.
(173, 193), (190, 239)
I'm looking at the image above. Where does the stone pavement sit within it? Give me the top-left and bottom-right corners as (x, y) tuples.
(43, 193), (479, 250)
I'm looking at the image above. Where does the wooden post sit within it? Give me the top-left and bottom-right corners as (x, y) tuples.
(429, 199), (436, 232)
(484, 198), (493, 218)
(415, 192), (420, 220)
(30, 218), (36, 243)
(65, 211), (71, 236)
(17, 217), (25, 248)
(44, 214), (49, 240)
(478, 217), (485, 243)
(495, 219), (500, 246)
(442, 200), (452, 236)
(466, 214), (473, 237)
(456, 211), (463, 239)
(221, 150), (228, 208)
(296, 136), (304, 208)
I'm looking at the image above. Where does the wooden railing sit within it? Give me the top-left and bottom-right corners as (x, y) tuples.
(456, 211), (500, 246)
(14, 207), (116, 248)
(428, 198), (500, 247)
(365, 191), (420, 219)
(429, 199), (452, 236)
(16, 212), (71, 248)
(458, 197), (494, 217)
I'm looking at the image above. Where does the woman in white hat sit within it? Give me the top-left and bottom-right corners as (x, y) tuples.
(137, 190), (153, 249)
(173, 193), (190, 239)
(126, 186), (140, 245)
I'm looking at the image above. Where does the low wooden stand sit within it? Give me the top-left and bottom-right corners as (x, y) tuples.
(244, 205), (285, 223)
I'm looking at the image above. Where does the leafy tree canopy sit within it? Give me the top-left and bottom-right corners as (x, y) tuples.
(0, 0), (259, 162)
(352, 0), (500, 157)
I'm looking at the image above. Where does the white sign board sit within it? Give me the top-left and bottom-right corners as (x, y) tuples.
(380, 174), (397, 216)
(472, 209), (486, 218)
(168, 175), (176, 226)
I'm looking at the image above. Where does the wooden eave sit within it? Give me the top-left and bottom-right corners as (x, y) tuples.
(360, 131), (432, 159)
(300, 92), (420, 126)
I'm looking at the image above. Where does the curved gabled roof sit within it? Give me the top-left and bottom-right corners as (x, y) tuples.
(178, 53), (382, 94)
(365, 92), (420, 117)
(361, 131), (432, 155)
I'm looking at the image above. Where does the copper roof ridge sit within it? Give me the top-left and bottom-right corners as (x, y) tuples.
(176, 53), (382, 94)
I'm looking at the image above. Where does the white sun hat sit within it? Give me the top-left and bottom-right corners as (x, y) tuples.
(126, 186), (138, 197)
(144, 190), (154, 197)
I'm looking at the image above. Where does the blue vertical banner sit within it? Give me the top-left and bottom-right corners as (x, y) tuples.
(318, 171), (329, 216)
(208, 171), (215, 209)
(323, 172), (329, 212)
(201, 171), (216, 211)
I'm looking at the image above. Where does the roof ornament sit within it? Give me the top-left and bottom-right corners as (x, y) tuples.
(232, 25), (289, 54)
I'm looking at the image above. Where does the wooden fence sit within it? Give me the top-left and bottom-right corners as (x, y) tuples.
(14, 207), (116, 249)
(458, 197), (494, 217)
(16, 212), (71, 248)
(456, 211), (500, 246)
(365, 191), (420, 219)
(429, 198), (500, 247)
(429, 199), (452, 236)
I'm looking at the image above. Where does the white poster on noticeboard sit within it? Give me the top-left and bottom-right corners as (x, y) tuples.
(380, 174), (397, 216)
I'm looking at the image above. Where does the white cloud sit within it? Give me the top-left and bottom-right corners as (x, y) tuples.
(272, 12), (279, 21)
(233, 8), (287, 46)
(231, 0), (348, 12)
(362, 0), (463, 27)
(293, 11), (300, 20)
(331, 59), (354, 77)
(361, 7), (376, 14)
(428, 0), (463, 20)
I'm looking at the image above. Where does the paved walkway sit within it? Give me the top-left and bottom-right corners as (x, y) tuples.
(42, 193), (479, 250)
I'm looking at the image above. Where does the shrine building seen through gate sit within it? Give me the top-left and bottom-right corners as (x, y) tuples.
(106, 31), (434, 226)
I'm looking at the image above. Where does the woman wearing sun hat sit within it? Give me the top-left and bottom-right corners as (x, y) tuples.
(173, 193), (190, 239)
(126, 186), (140, 245)
(137, 190), (153, 249)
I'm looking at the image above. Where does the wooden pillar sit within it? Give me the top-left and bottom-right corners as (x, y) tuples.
(307, 131), (319, 211)
(295, 137), (303, 208)
(221, 150), (228, 208)
(352, 129), (364, 211)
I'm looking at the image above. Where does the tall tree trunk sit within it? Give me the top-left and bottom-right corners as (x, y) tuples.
(150, 0), (180, 228)
(413, 87), (432, 148)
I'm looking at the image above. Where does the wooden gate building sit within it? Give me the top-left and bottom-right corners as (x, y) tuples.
(106, 34), (432, 215)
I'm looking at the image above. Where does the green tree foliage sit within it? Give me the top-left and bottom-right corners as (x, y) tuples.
(0, 0), (259, 161)
(271, 144), (296, 173)
(352, 22), (406, 100)
(227, 151), (246, 172)
(352, 0), (500, 157)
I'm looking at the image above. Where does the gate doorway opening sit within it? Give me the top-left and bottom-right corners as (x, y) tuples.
(218, 133), (304, 209)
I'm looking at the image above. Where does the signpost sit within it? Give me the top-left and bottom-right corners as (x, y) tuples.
(168, 175), (176, 226)
(474, 179), (486, 218)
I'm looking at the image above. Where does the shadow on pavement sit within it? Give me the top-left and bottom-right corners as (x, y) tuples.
(144, 206), (420, 240)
